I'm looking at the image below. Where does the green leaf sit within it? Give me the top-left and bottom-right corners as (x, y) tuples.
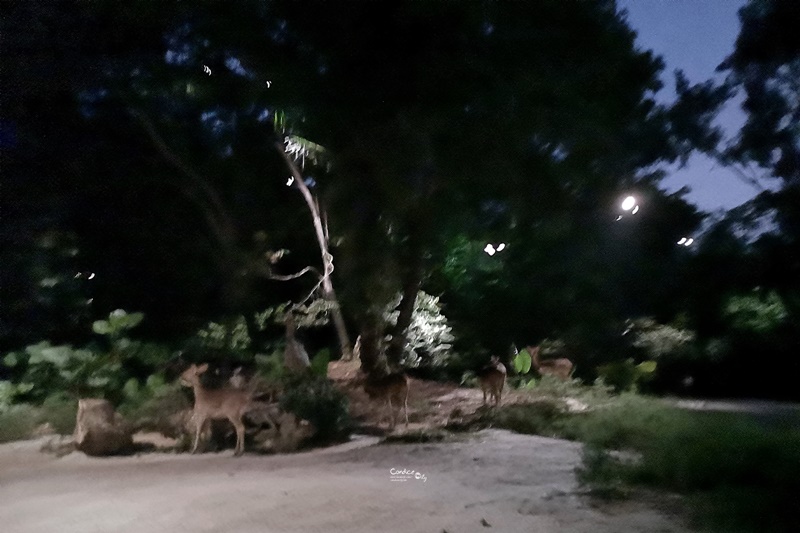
(3, 352), (19, 367)
(310, 349), (331, 377)
(92, 320), (112, 335)
(87, 376), (111, 388)
(636, 361), (657, 374)
(123, 378), (140, 399)
(513, 350), (532, 374)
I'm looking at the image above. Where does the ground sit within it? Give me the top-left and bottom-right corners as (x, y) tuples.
(0, 362), (693, 532)
(0, 430), (689, 533)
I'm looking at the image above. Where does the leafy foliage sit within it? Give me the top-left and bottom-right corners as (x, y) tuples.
(279, 375), (350, 444)
(626, 318), (696, 360)
(723, 290), (788, 335)
(383, 291), (454, 369)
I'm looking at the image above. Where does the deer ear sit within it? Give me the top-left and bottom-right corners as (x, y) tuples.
(197, 363), (209, 374)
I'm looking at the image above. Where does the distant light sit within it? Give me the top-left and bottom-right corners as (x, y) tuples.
(496, 243), (506, 252)
(87, 272), (95, 280)
(286, 177), (294, 186)
(685, 238), (694, 246)
(621, 196), (636, 211)
(677, 238), (687, 245)
(631, 205), (640, 215)
(677, 237), (694, 247)
(615, 215), (623, 221)
(484, 244), (496, 256)
(87, 298), (93, 304)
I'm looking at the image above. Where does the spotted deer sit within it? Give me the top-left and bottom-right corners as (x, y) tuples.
(527, 345), (574, 381)
(362, 371), (410, 431)
(477, 355), (507, 406)
(179, 363), (254, 456)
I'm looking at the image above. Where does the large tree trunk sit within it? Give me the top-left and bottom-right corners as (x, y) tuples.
(357, 313), (385, 375)
(275, 142), (353, 360)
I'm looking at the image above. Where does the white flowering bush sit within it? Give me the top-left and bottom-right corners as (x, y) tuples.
(384, 291), (454, 369)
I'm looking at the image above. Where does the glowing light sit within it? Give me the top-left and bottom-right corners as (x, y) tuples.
(631, 205), (640, 215)
(685, 238), (694, 246)
(621, 196), (636, 211)
(677, 237), (694, 247)
(677, 238), (687, 245)
(615, 215), (623, 221)
(286, 177), (294, 186)
(88, 273), (95, 280)
(484, 244), (496, 256)
(497, 243), (506, 252)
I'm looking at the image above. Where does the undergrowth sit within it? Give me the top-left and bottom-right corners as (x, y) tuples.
(492, 390), (800, 533)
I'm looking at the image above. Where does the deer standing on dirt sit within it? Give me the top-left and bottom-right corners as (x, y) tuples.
(362, 371), (410, 431)
(527, 345), (574, 381)
(179, 363), (253, 456)
(477, 356), (507, 406)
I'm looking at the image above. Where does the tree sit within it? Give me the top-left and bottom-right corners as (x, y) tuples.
(720, 0), (800, 316)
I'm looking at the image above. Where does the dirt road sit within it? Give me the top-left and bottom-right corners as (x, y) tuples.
(0, 430), (688, 533)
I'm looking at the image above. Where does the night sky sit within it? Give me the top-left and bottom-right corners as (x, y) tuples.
(619, 0), (759, 212)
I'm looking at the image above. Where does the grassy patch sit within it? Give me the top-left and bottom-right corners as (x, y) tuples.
(0, 404), (39, 443)
(491, 389), (800, 532)
(572, 397), (800, 533)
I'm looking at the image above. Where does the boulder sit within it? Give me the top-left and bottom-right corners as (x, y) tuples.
(73, 398), (133, 456)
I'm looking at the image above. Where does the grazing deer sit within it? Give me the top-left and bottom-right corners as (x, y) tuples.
(362, 371), (410, 431)
(179, 363), (253, 456)
(527, 345), (574, 381)
(477, 356), (507, 406)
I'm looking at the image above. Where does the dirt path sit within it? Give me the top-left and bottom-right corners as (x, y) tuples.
(0, 430), (689, 533)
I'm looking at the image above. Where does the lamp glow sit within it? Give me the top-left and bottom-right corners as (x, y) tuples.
(621, 196), (636, 211)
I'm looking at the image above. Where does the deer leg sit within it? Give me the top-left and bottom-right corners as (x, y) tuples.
(191, 416), (207, 454)
(403, 390), (409, 428)
(387, 396), (396, 430)
(229, 415), (245, 456)
(482, 387), (488, 406)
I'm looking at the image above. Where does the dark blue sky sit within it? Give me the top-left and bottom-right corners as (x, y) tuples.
(618, 0), (756, 213)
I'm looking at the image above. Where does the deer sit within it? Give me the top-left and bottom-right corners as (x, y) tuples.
(477, 355), (507, 406)
(361, 371), (410, 431)
(179, 363), (254, 456)
(526, 345), (574, 381)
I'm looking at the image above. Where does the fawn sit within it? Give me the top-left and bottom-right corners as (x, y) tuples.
(527, 345), (574, 381)
(362, 371), (410, 431)
(179, 363), (253, 456)
(477, 356), (507, 406)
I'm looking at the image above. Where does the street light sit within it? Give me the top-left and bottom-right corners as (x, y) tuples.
(621, 196), (636, 211)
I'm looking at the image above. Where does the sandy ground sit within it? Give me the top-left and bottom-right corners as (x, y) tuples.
(0, 430), (689, 533)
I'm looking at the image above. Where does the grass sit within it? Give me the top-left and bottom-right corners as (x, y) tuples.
(0, 396), (78, 443)
(491, 389), (800, 533)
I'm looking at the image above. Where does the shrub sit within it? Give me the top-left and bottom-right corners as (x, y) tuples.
(383, 291), (454, 370)
(595, 359), (657, 393)
(279, 375), (350, 444)
(576, 397), (800, 533)
(37, 395), (78, 435)
(0, 404), (39, 443)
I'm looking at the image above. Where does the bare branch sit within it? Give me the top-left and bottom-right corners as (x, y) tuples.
(129, 109), (239, 243)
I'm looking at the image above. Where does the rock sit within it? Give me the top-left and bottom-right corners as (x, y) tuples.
(73, 399), (133, 456)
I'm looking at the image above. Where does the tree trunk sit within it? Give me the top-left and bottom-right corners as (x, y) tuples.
(357, 313), (385, 374)
(275, 142), (352, 360)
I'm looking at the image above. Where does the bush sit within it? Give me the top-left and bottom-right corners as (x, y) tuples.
(0, 404), (39, 443)
(279, 375), (350, 444)
(576, 397), (800, 533)
(37, 395), (78, 435)
(595, 359), (657, 393)
(383, 291), (454, 370)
